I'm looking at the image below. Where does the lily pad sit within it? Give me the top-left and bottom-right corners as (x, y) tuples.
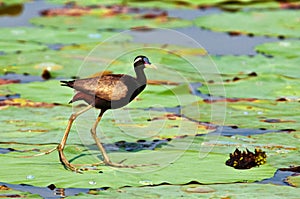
(286, 175), (300, 188)
(46, 0), (293, 9)
(183, 100), (300, 130)
(255, 41), (300, 59)
(200, 74), (300, 100)
(69, 183), (300, 198)
(212, 54), (300, 79)
(1, 80), (72, 104)
(0, 40), (47, 54)
(30, 15), (192, 30)
(0, 136), (276, 188)
(0, 41), (209, 82)
(0, 27), (131, 45)
(0, 0), (29, 5)
(0, 48), (92, 77)
(195, 131), (300, 178)
(194, 10), (300, 38)
(248, 131), (300, 168)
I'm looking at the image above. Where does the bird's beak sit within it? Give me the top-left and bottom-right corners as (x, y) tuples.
(145, 63), (157, 69)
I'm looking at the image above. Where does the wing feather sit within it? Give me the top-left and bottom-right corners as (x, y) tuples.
(72, 75), (129, 101)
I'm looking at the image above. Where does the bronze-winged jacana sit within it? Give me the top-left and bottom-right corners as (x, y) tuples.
(58, 55), (156, 171)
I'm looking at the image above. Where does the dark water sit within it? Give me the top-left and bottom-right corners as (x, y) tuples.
(0, 73), (44, 83)
(258, 170), (297, 186)
(0, 182), (106, 198)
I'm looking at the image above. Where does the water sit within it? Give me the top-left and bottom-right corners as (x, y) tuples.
(0, 182), (106, 198)
(258, 170), (297, 186)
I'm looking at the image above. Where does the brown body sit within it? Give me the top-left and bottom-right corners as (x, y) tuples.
(61, 74), (146, 110)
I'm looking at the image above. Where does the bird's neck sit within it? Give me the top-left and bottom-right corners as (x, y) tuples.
(135, 66), (147, 85)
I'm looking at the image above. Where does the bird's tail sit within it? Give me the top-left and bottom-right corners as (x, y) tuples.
(60, 80), (75, 88)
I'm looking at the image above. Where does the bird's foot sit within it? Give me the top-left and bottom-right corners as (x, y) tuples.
(59, 158), (82, 173)
(57, 145), (83, 173)
(73, 162), (104, 171)
(21, 147), (57, 158)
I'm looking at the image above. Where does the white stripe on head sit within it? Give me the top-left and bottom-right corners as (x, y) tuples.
(134, 57), (143, 64)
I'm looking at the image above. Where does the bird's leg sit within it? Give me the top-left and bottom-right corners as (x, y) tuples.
(57, 105), (93, 172)
(90, 109), (112, 164)
(91, 110), (152, 168)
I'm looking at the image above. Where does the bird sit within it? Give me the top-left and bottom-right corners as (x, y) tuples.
(57, 55), (157, 172)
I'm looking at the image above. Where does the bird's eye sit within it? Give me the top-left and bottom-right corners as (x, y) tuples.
(143, 57), (151, 64)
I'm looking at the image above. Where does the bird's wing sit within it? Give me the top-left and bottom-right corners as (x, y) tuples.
(72, 75), (129, 101)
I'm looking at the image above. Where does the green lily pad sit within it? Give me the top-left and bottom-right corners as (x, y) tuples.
(286, 175), (300, 188)
(70, 183), (300, 198)
(0, 41), (210, 82)
(255, 41), (300, 59)
(0, 27), (131, 45)
(0, 103), (205, 144)
(200, 74), (300, 99)
(30, 15), (192, 30)
(0, 106), (80, 144)
(0, 40), (47, 54)
(212, 54), (300, 79)
(184, 100), (300, 130)
(249, 131), (300, 168)
(0, 48), (94, 77)
(0, 0), (29, 5)
(196, 130), (300, 169)
(1, 80), (72, 104)
(0, 136), (276, 188)
(195, 10), (300, 38)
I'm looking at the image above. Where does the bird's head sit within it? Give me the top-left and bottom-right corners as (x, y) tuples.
(134, 55), (157, 69)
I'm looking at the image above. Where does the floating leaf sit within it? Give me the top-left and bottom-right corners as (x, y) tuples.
(184, 100), (300, 130)
(255, 41), (300, 58)
(0, 27), (131, 45)
(98, 183), (300, 199)
(0, 0), (30, 6)
(0, 42), (208, 81)
(68, 183), (300, 198)
(0, 40), (47, 54)
(200, 74), (300, 100)
(195, 10), (300, 38)
(30, 15), (192, 30)
(45, 0), (294, 9)
(286, 175), (300, 187)
(212, 54), (300, 79)
(0, 138), (276, 188)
